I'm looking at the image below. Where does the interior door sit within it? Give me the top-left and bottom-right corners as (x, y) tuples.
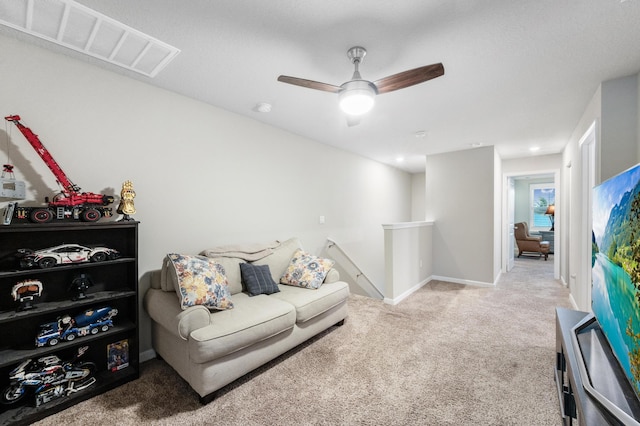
(507, 177), (515, 271)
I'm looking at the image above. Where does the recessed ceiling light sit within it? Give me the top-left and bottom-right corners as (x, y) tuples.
(471, 142), (483, 148)
(395, 156), (405, 163)
(254, 102), (272, 113)
(414, 130), (427, 138)
(530, 146), (540, 152)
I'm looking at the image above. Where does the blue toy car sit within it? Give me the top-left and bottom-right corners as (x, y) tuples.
(36, 307), (118, 347)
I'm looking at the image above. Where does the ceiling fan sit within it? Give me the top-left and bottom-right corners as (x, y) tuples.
(277, 46), (445, 122)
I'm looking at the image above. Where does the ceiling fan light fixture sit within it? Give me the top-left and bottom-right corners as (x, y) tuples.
(277, 46), (444, 123)
(339, 80), (377, 116)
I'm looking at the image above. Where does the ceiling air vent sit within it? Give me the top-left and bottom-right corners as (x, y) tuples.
(0, 0), (180, 77)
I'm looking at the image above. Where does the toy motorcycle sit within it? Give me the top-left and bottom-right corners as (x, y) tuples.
(1, 346), (96, 406)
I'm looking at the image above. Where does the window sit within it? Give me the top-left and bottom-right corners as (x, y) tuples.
(530, 183), (555, 231)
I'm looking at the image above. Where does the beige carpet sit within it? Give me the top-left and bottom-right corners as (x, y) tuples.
(35, 256), (572, 425)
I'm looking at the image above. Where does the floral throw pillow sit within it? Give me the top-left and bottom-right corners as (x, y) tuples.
(280, 249), (335, 289)
(166, 253), (234, 310)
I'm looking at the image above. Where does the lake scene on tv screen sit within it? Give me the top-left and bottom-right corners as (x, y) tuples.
(592, 163), (640, 396)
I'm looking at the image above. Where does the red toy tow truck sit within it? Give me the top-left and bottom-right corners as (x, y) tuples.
(4, 115), (114, 223)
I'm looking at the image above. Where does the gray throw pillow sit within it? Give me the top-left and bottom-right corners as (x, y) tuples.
(240, 263), (280, 296)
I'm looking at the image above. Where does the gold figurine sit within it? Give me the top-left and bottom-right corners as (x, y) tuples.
(117, 180), (136, 221)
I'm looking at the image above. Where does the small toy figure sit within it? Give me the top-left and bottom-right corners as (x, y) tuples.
(11, 279), (43, 311)
(117, 180), (136, 221)
(69, 273), (93, 301)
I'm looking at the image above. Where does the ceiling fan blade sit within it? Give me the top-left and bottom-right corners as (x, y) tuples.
(277, 75), (341, 93)
(374, 63), (445, 95)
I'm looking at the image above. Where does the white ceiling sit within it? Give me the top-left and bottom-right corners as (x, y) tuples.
(2, 0), (640, 173)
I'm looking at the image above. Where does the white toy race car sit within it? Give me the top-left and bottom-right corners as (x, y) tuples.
(18, 244), (120, 269)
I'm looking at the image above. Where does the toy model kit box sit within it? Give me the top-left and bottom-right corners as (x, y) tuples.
(107, 339), (129, 372)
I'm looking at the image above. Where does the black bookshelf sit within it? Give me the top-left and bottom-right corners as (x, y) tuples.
(0, 221), (139, 425)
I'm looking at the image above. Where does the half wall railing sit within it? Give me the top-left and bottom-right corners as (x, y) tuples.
(382, 221), (433, 305)
(325, 238), (383, 300)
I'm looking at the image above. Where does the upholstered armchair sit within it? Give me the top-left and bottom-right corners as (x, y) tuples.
(514, 222), (549, 260)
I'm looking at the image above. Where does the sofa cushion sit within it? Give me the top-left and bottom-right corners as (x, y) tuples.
(166, 254), (234, 311)
(240, 263), (280, 296)
(280, 249), (335, 289)
(188, 292), (295, 363)
(204, 256), (245, 295)
(271, 281), (349, 323)
(253, 237), (303, 283)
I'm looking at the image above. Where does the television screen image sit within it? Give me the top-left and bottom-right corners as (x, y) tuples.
(592, 163), (640, 398)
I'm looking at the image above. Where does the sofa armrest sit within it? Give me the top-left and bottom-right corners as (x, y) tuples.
(324, 268), (340, 283)
(149, 269), (162, 289)
(144, 288), (211, 340)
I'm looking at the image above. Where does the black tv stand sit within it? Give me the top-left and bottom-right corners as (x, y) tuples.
(555, 307), (640, 425)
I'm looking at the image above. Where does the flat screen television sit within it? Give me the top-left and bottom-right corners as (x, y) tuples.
(573, 163), (640, 424)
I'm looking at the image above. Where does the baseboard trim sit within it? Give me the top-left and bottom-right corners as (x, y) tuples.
(493, 270), (502, 286)
(431, 275), (496, 288)
(568, 293), (579, 310)
(383, 273), (497, 305)
(383, 276), (432, 305)
(140, 349), (156, 363)
(561, 276), (568, 287)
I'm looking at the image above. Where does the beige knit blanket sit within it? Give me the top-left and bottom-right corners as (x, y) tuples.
(200, 240), (281, 261)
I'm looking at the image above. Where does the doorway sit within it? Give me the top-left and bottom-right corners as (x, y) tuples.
(579, 121), (596, 310)
(503, 170), (560, 280)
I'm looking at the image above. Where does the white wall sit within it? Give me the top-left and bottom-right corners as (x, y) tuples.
(0, 35), (413, 354)
(562, 87), (600, 310)
(411, 172), (425, 221)
(638, 75), (640, 159)
(562, 71), (640, 311)
(601, 74), (639, 181)
(502, 155), (563, 177)
(425, 146), (497, 285)
(493, 149), (502, 281)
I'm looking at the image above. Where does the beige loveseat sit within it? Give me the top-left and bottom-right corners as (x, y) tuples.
(144, 238), (349, 403)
